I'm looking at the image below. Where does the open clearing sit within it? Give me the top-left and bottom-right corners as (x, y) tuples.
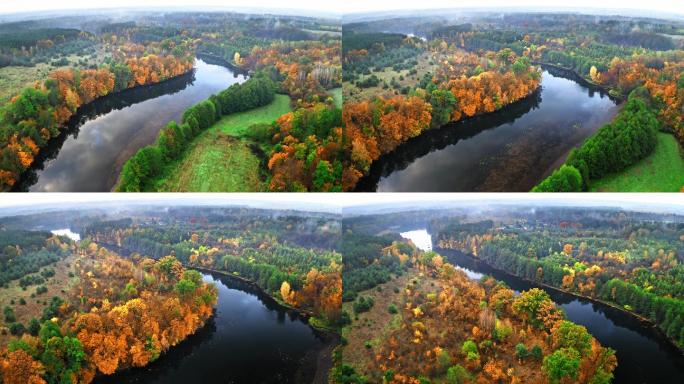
(0, 254), (76, 347)
(152, 94), (292, 191)
(590, 133), (684, 192)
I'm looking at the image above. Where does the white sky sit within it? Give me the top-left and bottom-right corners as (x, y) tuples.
(0, 0), (681, 16)
(0, 193), (683, 213)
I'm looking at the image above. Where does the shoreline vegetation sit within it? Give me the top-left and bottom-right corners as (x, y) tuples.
(0, 48), (196, 191)
(342, 40), (542, 191)
(114, 73), (278, 192)
(336, 234), (618, 383)
(0, 241), (217, 384)
(436, 247), (684, 357)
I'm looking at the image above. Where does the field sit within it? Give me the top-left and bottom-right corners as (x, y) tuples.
(341, 268), (437, 376)
(590, 133), (684, 192)
(343, 52), (434, 103)
(0, 254), (76, 347)
(152, 94), (292, 191)
(0, 47), (107, 105)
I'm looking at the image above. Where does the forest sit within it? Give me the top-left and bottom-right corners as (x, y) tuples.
(433, 207), (684, 350)
(0, 11), (342, 192)
(342, 11), (684, 192)
(83, 206), (343, 328)
(0, 202), (346, 383)
(0, 227), (217, 383)
(335, 222), (617, 384)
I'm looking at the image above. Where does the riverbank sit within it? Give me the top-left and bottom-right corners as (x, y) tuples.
(353, 83), (543, 191)
(189, 265), (340, 384)
(534, 61), (623, 102)
(149, 94), (292, 191)
(195, 51), (249, 74)
(436, 246), (684, 357)
(11, 66), (196, 192)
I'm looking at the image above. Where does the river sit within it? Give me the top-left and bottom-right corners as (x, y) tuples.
(357, 68), (620, 192)
(400, 229), (684, 383)
(96, 271), (332, 384)
(15, 58), (246, 192)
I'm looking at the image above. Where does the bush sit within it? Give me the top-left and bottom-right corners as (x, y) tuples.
(532, 165), (583, 192)
(353, 296), (374, 314)
(388, 303), (398, 314)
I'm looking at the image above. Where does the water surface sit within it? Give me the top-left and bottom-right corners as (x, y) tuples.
(97, 272), (330, 384)
(357, 69), (619, 191)
(17, 59), (246, 192)
(400, 229), (684, 383)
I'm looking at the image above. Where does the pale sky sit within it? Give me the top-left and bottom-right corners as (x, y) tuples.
(0, 0), (681, 16)
(1, 193), (683, 214)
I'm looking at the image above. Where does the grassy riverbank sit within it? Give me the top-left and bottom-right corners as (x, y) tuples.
(150, 94), (291, 191)
(589, 132), (684, 192)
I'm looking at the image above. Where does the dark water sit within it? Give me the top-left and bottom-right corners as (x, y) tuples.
(97, 272), (330, 384)
(400, 230), (684, 383)
(15, 59), (246, 192)
(356, 68), (620, 192)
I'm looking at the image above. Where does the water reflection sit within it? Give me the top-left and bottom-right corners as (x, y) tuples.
(435, 247), (684, 383)
(96, 272), (330, 384)
(356, 70), (619, 192)
(16, 59), (246, 192)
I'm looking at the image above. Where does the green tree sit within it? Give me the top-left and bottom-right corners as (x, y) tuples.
(461, 340), (479, 361)
(429, 89), (457, 128)
(542, 347), (581, 384)
(552, 320), (592, 356)
(446, 364), (468, 384)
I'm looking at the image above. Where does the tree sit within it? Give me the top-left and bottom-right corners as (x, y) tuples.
(542, 347), (581, 384)
(532, 165), (583, 192)
(446, 364), (468, 384)
(551, 320), (592, 356)
(515, 343), (529, 361)
(461, 340), (479, 361)
(429, 89), (456, 128)
(512, 288), (551, 327)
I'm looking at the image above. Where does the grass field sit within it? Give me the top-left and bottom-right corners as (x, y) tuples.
(0, 48), (108, 105)
(343, 52), (435, 103)
(152, 94), (292, 191)
(590, 133), (684, 192)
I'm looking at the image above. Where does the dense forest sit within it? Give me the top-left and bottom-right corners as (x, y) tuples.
(83, 206), (343, 328)
(0, 229), (217, 383)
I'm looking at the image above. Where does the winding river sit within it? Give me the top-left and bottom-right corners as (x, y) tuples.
(96, 271), (333, 384)
(15, 58), (246, 192)
(357, 68), (620, 191)
(401, 229), (684, 383)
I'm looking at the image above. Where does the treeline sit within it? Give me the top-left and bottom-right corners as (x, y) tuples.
(0, 27), (82, 53)
(342, 232), (409, 301)
(0, 53), (194, 191)
(116, 74), (276, 191)
(342, 32), (406, 53)
(603, 32), (675, 51)
(600, 278), (684, 348)
(0, 248), (69, 287)
(533, 89), (660, 191)
(220, 254), (300, 293)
